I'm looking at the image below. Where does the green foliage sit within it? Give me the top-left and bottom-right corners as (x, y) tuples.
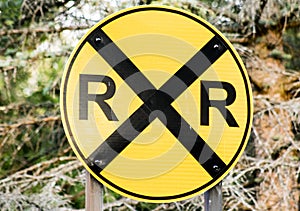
(0, 0), (24, 58)
(269, 49), (292, 61)
(135, 202), (159, 210)
(0, 0), (23, 28)
(103, 188), (122, 203)
(57, 171), (86, 209)
(0, 112), (67, 177)
(283, 28), (300, 70)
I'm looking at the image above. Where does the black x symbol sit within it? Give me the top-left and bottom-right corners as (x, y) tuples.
(85, 28), (227, 178)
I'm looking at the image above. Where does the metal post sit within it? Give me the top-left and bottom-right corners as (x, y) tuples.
(204, 182), (222, 211)
(86, 172), (103, 211)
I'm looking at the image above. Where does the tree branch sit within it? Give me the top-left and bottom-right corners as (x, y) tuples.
(254, 0), (268, 24)
(0, 25), (91, 36)
(0, 116), (60, 135)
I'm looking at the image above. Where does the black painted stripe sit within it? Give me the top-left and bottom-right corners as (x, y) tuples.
(87, 103), (152, 172)
(161, 105), (226, 177)
(86, 29), (228, 178)
(160, 36), (227, 99)
(86, 28), (156, 102)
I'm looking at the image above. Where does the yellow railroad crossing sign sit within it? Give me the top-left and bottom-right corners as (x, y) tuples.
(60, 6), (253, 202)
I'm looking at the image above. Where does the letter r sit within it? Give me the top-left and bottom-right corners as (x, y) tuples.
(200, 80), (239, 127)
(79, 74), (118, 121)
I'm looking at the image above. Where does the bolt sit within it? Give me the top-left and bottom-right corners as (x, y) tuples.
(95, 160), (105, 167)
(95, 37), (103, 45)
(213, 44), (219, 49)
(213, 165), (220, 172)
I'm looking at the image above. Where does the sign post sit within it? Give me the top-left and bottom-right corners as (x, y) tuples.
(61, 5), (252, 204)
(204, 182), (222, 211)
(86, 172), (103, 211)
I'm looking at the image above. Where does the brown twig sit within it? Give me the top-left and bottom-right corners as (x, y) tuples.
(0, 25), (91, 37)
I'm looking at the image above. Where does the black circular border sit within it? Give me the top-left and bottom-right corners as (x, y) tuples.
(62, 6), (252, 201)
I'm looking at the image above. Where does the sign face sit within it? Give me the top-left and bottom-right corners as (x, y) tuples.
(60, 6), (253, 202)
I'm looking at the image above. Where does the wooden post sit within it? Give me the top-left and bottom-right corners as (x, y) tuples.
(86, 172), (103, 211)
(204, 182), (222, 211)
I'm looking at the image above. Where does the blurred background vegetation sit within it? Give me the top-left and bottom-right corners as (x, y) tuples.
(0, 0), (299, 210)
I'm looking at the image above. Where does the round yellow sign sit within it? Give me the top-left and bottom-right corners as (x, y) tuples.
(60, 6), (253, 202)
